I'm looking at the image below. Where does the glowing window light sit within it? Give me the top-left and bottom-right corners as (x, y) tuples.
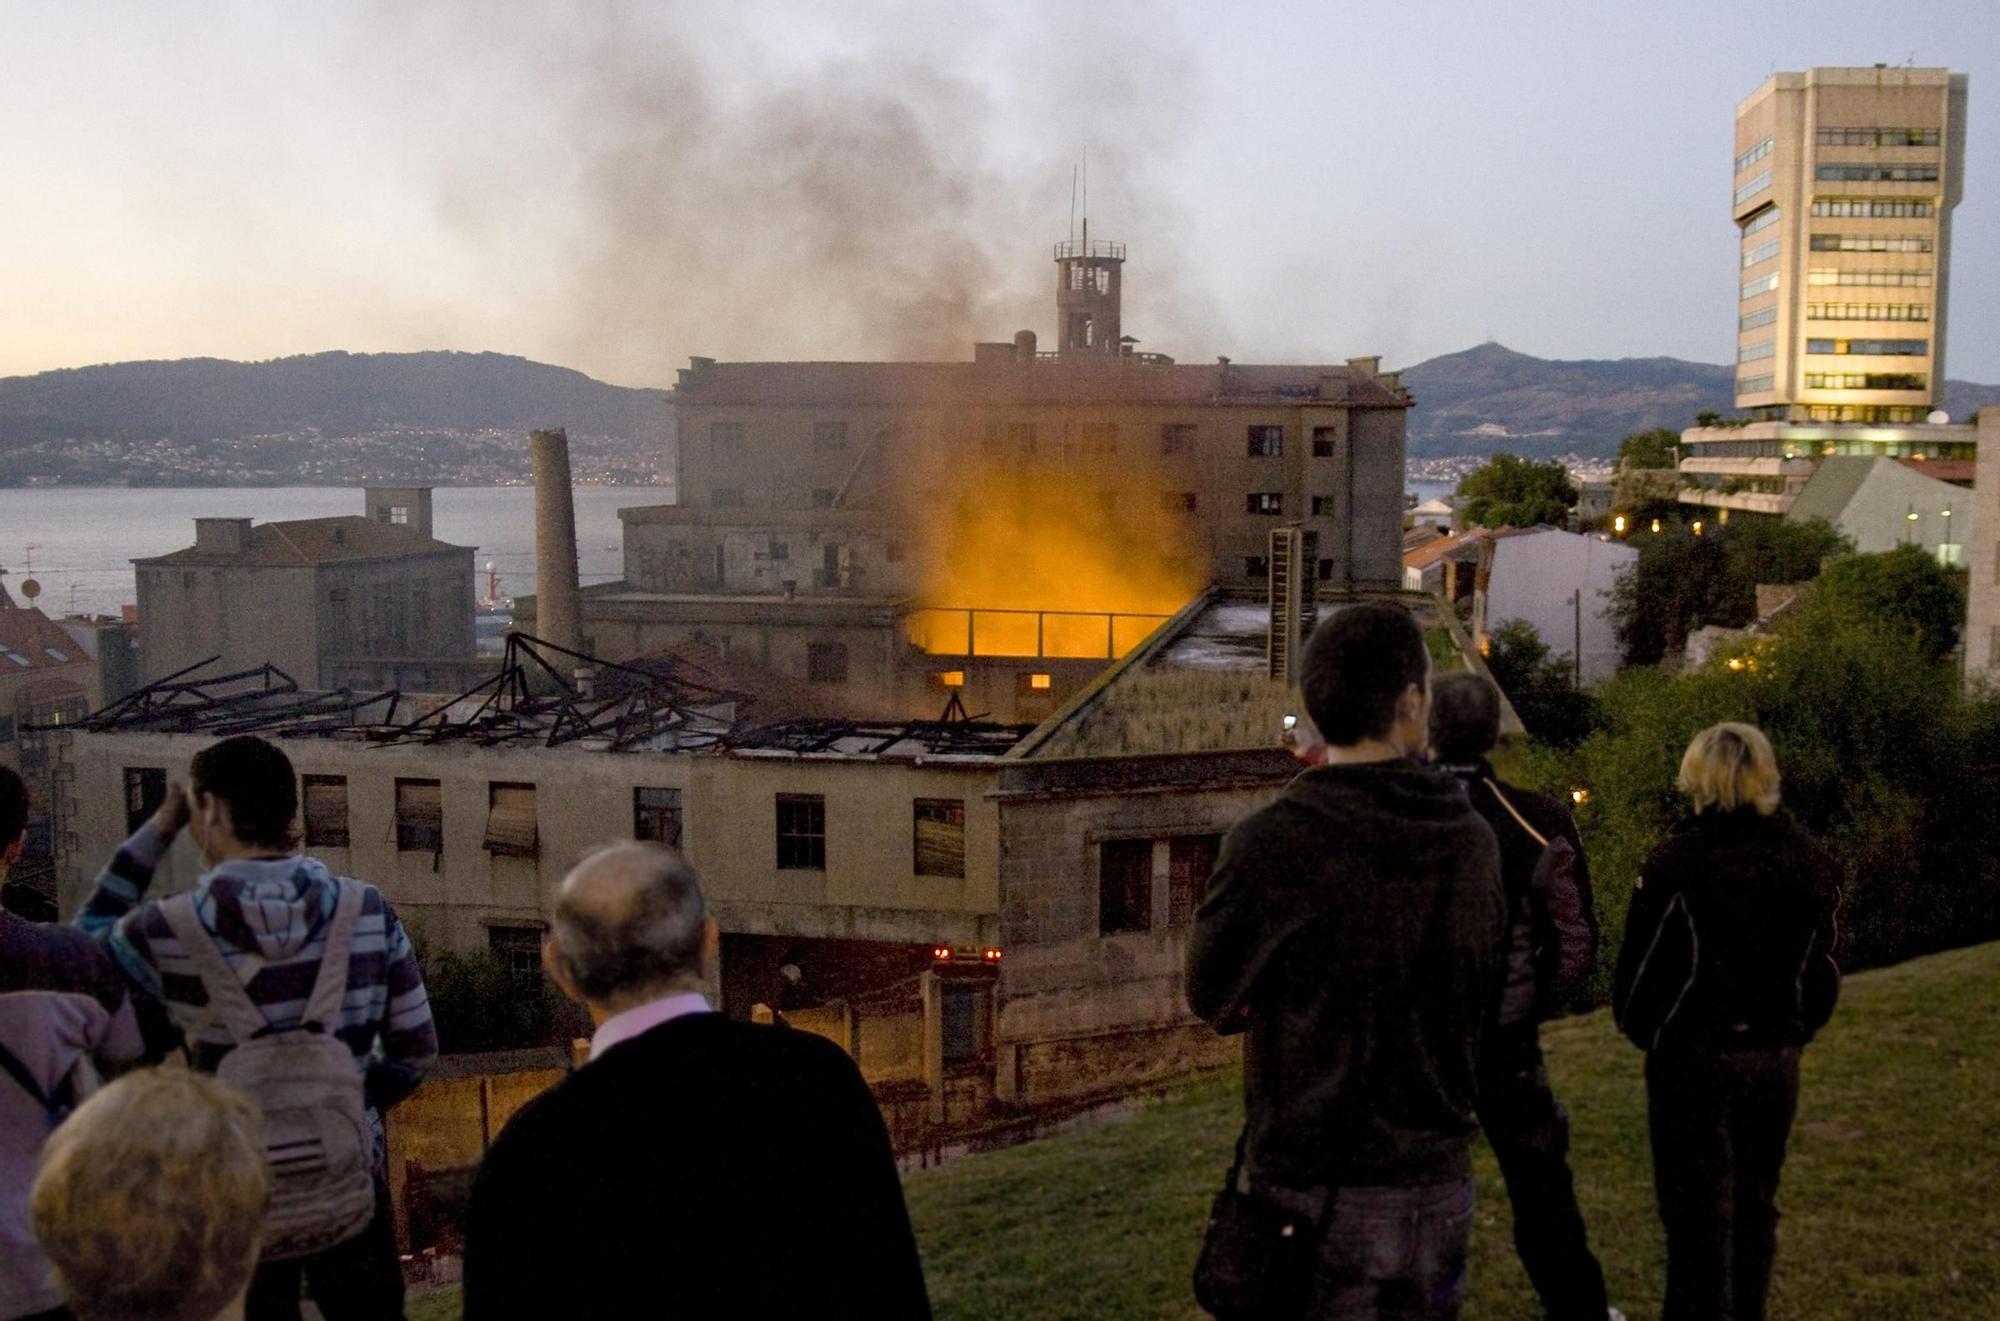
(1028, 673), (1052, 690)
(937, 671), (966, 688)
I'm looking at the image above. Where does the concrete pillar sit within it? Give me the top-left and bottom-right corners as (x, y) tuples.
(530, 428), (584, 655)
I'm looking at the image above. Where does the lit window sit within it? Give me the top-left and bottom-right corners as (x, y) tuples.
(1028, 673), (1052, 690)
(1246, 492), (1284, 516)
(936, 670), (966, 688)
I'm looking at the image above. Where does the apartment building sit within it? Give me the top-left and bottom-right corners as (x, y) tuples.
(1684, 65), (1973, 519)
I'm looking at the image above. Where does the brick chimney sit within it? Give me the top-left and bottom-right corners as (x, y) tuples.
(530, 428), (584, 655)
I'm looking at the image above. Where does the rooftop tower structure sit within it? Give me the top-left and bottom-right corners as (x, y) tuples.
(1054, 220), (1124, 355)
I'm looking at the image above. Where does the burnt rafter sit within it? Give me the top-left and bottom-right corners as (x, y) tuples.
(46, 636), (1030, 760)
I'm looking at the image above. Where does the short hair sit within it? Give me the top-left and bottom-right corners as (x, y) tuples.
(1299, 602), (1431, 747)
(1429, 671), (1503, 761)
(551, 842), (708, 1002)
(189, 735), (298, 851)
(1678, 722), (1782, 816)
(0, 764), (26, 850)
(31, 1069), (270, 1321)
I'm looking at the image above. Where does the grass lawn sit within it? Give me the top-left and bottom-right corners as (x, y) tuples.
(408, 941), (2000, 1319)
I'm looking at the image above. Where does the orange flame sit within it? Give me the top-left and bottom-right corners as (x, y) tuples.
(904, 457), (1203, 657)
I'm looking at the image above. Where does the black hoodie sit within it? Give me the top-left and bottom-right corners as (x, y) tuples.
(1187, 758), (1505, 1190)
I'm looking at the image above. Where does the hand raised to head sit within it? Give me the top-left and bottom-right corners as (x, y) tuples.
(150, 782), (192, 839)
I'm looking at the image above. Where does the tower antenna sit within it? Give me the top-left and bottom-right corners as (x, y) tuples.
(1069, 163), (1078, 246)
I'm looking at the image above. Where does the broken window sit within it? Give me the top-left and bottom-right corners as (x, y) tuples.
(634, 786), (683, 849)
(1317, 558), (1335, 581)
(1312, 427), (1338, 457)
(484, 782), (538, 858)
(122, 767), (166, 835)
(806, 642), (848, 684)
(1311, 495), (1333, 517)
(1167, 834), (1221, 928)
(776, 794), (826, 870)
(1245, 556), (1271, 579)
(813, 420), (848, 452)
(394, 778), (443, 853)
(1247, 493), (1284, 515)
(913, 798), (966, 878)
(1160, 423), (1198, 455)
(1098, 839), (1153, 935)
(1247, 426), (1284, 457)
(302, 774), (350, 849)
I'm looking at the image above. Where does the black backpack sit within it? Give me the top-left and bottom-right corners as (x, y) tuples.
(1484, 779), (1595, 1015)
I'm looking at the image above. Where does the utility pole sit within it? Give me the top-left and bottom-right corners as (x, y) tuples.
(1572, 588), (1583, 689)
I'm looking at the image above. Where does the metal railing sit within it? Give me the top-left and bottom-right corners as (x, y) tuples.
(906, 606), (1172, 660)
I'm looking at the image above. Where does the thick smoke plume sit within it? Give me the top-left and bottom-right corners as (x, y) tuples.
(356, 5), (1221, 384)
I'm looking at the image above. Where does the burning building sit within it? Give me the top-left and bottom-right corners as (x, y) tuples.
(514, 231), (1413, 722)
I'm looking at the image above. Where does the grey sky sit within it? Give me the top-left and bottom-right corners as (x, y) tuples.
(2, 1), (1994, 385)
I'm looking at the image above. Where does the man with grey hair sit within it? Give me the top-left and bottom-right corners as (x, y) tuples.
(462, 842), (930, 1319)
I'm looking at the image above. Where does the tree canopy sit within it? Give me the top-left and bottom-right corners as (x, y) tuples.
(1485, 618), (1595, 747)
(1616, 427), (1679, 470)
(1608, 516), (1850, 665)
(1455, 454), (1578, 529)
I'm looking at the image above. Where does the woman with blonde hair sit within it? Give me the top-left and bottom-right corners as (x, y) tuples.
(1614, 721), (1840, 1321)
(29, 1068), (270, 1321)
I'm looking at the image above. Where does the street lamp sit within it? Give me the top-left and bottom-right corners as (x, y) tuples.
(1613, 514), (1628, 535)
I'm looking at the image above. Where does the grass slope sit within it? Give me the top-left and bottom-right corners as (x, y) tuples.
(409, 941), (1999, 1319)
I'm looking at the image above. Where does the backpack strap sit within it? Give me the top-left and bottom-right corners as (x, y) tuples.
(1482, 778), (1551, 849)
(159, 895), (274, 1045)
(301, 880), (364, 1033)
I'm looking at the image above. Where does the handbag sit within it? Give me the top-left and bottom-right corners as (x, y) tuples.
(1192, 1132), (1326, 1319)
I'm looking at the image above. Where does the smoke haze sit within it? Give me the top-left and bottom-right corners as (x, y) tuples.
(350, 5), (1224, 383)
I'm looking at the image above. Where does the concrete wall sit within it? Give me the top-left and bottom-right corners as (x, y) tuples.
(1478, 531), (1638, 686)
(990, 756), (1290, 1104)
(57, 730), (1004, 954)
(673, 397), (1409, 593)
(138, 563), (319, 685)
(137, 550), (473, 688)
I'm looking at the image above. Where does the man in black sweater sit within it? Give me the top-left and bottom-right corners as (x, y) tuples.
(1430, 672), (1618, 1321)
(1189, 603), (1506, 1319)
(463, 842), (930, 1320)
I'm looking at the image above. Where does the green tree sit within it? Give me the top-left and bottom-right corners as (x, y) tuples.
(1485, 619), (1595, 747)
(1695, 410), (1725, 428)
(1455, 454), (1578, 529)
(1616, 427), (1679, 470)
(1608, 516), (1849, 665)
(1808, 544), (1964, 665)
(420, 947), (575, 1054)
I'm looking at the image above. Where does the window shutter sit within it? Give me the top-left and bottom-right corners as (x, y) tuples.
(913, 800), (965, 878)
(303, 776), (350, 848)
(484, 784), (539, 857)
(395, 779), (443, 852)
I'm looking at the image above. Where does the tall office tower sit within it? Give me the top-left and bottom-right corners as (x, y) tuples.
(1733, 66), (1967, 422)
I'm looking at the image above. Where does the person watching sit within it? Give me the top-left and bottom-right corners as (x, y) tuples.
(1188, 602), (1506, 1319)
(1, 765), (144, 1321)
(30, 1068), (271, 1321)
(1614, 722), (1841, 1321)
(464, 841), (931, 1320)
(1428, 672), (1618, 1321)
(76, 735), (436, 1321)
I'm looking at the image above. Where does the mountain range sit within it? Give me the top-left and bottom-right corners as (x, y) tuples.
(1, 345), (1994, 480)
(1399, 342), (2000, 458)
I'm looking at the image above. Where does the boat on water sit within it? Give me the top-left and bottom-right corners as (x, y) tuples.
(477, 561), (514, 654)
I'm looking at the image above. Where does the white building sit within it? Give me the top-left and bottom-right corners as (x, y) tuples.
(1472, 528), (1638, 685)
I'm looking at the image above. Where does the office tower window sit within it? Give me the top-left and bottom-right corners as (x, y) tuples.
(1814, 163), (1938, 183)
(1742, 239), (1781, 268)
(1742, 274), (1779, 300)
(1735, 170), (1772, 205)
(1803, 373), (1927, 391)
(1739, 340), (1776, 363)
(1734, 137), (1774, 172)
(1807, 269), (1932, 288)
(1809, 234), (1933, 253)
(1803, 339), (1928, 357)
